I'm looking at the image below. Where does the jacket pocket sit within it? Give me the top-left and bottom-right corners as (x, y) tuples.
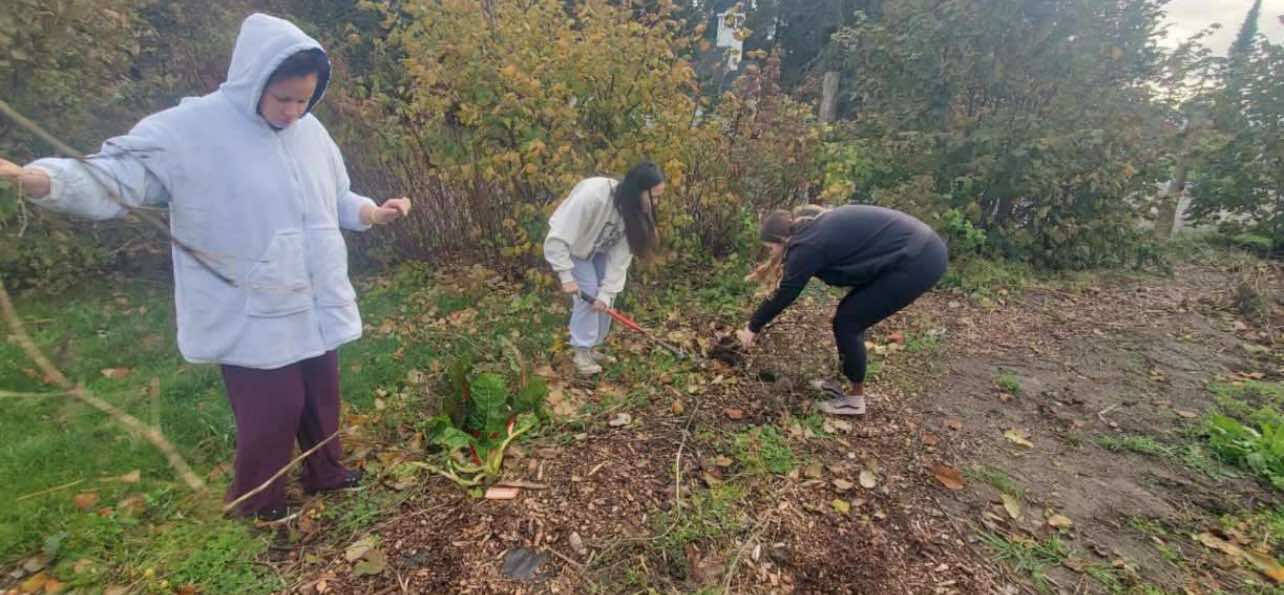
(307, 227), (356, 307)
(246, 230), (312, 317)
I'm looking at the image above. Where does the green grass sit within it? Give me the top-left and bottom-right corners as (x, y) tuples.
(1096, 433), (1229, 479)
(0, 261), (579, 588)
(733, 425), (796, 475)
(0, 279), (273, 588)
(939, 257), (1032, 297)
(1097, 434), (1172, 457)
(903, 330), (943, 354)
(995, 370), (1022, 395)
(650, 483), (747, 574)
(966, 464), (1024, 498)
(979, 532), (1069, 594)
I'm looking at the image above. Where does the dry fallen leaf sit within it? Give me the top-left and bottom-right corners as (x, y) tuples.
(671, 400), (685, 415)
(117, 494), (147, 516)
(714, 456), (734, 468)
(1244, 550), (1284, 584)
(608, 412), (632, 427)
(352, 548), (387, 577)
(484, 486), (520, 500)
(19, 572), (49, 593)
(946, 419), (963, 431)
(1174, 409), (1198, 419)
(724, 408), (745, 420)
(1196, 532), (1284, 583)
(568, 532), (587, 556)
(100, 368), (131, 380)
(833, 478), (854, 491)
(922, 433), (940, 447)
(804, 462), (824, 479)
(832, 499), (851, 514)
(73, 492), (99, 511)
(859, 470), (878, 489)
(1004, 429), (1034, 448)
(1001, 493), (1022, 520)
(931, 464), (965, 490)
(1047, 514), (1073, 529)
(344, 535), (379, 562)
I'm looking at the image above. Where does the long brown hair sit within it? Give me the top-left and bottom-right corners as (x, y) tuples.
(746, 205), (829, 295)
(614, 161), (664, 260)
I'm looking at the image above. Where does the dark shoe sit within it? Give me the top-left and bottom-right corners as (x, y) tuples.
(253, 505), (298, 525)
(808, 378), (846, 399)
(304, 469), (365, 495)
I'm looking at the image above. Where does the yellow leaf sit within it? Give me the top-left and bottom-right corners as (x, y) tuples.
(1047, 514), (1073, 529)
(1001, 493), (1022, 519)
(1004, 429), (1034, 448)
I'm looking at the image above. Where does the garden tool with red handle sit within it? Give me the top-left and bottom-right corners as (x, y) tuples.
(580, 291), (689, 359)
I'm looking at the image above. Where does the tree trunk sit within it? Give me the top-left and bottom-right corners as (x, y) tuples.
(820, 70), (840, 123)
(1154, 148), (1191, 242)
(1155, 124), (1195, 242)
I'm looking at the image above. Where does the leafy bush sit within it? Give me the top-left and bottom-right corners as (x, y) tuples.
(330, 0), (818, 272)
(824, 0), (1175, 269)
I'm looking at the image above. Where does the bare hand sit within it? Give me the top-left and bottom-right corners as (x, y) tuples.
(561, 281), (579, 295)
(0, 157), (51, 198)
(735, 327), (757, 349)
(364, 197), (412, 225)
(591, 299), (609, 312)
(0, 158), (22, 181)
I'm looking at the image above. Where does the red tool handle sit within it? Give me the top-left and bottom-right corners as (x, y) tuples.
(580, 291), (644, 332)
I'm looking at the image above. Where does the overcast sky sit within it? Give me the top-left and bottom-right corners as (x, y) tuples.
(1161, 0), (1284, 54)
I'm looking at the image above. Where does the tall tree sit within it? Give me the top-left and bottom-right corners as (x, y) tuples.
(821, 0), (1176, 268)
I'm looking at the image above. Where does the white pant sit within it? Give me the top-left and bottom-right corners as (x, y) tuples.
(569, 252), (613, 348)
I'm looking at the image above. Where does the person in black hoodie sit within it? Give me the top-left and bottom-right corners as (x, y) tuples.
(736, 205), (947, 416)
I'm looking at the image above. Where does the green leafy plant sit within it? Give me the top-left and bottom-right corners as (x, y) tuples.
(415, 355), (547, 490)
(1204, 411), (1284, 490)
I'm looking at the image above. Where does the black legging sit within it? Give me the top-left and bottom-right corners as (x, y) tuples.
(833, 237), (948, 384)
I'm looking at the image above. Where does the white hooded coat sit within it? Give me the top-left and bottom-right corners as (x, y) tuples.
(28, 14), (378, 369)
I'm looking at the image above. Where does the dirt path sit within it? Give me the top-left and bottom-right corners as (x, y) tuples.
(290, 259), (1282, 594)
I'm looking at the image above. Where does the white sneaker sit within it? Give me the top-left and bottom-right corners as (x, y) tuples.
(589, 348), (617, 364)
(573, 348), (603, 376)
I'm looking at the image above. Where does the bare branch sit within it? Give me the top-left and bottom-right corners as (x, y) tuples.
(0, 280), (206, 492)
(222, 430), (342, 514)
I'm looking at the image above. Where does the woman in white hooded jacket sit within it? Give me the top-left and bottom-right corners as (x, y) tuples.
(543, 162), (664, 375)
(0, 14), (410, 521)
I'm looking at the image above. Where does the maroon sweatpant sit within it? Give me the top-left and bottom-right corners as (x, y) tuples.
(220, 350), (349, 516)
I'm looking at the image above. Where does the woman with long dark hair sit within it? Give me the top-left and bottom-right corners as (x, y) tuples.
(738, 205), (947, 416)
(543, 162), (664, 375)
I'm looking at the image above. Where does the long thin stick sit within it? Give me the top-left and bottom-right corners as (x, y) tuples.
(0, 389), (71, 398)
(0, 98), (235, 286)
(0, 281), (206, 492)
(222, 430), (342, 513)
(16, 479), (84, 502)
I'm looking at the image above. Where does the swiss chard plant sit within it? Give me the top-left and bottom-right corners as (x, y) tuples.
(414, 348), (548, 492)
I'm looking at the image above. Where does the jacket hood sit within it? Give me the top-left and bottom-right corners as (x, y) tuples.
(218, 13), (329, 123)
